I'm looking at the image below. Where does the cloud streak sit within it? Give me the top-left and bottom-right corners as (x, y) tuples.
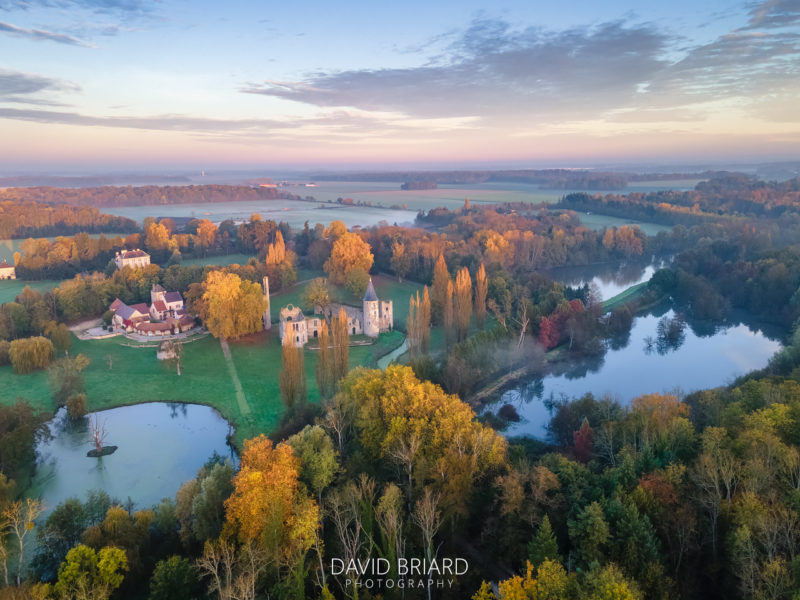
(243, 1), (800, 126)
(0, 69), (79, 103)
(0, 20), (90, 45)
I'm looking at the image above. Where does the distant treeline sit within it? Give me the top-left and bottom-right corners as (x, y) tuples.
(0, 174), (191, 188)
(0, 184), (302, 208)
(0, 200), (138, 239)
(401, 180), (437, 190)
(558, 174), (800, 224)
(313, 169), (630, 189)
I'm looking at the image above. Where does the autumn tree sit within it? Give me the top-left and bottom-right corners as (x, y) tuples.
(53, 544), (128, 600)
(302, 278), (331, 318)
(430, 254), (450, 322)
(315, 320), (334, 399)
(332, 307), (350, 383)
(265, 230), (286, 266)
(475, 263), (488, 329)
(145, 221), (171, 253)
(8, 336), (54, 374)
(48, 353), (90, 404)
(3, 498), (45, 585)
(324, 232), (374, 285)
(199, 271), (267, 340)
(224, 436), (319, 596)
(443, 280), (454, 349)
(339, 365), (507, 517)
(390, 241), (411, 282)
(407, 287), (431, 356)
(454, 266), (472, 342)
(197, 219), (218, 252)
(44, 320), (72, 355)
(279, 334), (306, 410)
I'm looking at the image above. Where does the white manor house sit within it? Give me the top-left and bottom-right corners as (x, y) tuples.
(279, 278), (393, 347)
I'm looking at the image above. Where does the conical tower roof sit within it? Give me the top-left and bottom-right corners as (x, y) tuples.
(363, 277), (378, 301)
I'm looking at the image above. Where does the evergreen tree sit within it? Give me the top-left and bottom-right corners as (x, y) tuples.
(527, 515), (562, 568)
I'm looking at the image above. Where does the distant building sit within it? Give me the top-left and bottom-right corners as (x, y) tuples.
(109, 284), (192, 336)
(278, 278), (393, 347)
(0, 260), (15, 280)
(114, 249), (150, 270)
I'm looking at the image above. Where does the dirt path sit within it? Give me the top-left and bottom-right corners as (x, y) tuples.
(220, 339), (250, 416)
(67, 317), (102, 333)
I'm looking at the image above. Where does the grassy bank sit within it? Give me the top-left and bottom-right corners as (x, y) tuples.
(0, 328), (403, 445)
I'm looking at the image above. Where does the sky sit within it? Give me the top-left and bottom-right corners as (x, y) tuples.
(0, 0), (799, 171)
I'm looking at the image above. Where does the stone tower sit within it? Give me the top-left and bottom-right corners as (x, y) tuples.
(362, 278), (380, 338)
(262, 276), (271, 330)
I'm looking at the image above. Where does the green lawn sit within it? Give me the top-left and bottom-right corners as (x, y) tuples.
(602, 281), (648, 312)
(179, 253), (255, 267)
(0, 328), (404, 444)
(0, 278), (67, 304)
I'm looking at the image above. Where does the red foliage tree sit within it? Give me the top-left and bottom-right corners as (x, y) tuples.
(573, 418), (594, 463)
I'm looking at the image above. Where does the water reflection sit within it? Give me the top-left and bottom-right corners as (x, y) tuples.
(489, 307), (783, 440)
(31, 403), (235, 515)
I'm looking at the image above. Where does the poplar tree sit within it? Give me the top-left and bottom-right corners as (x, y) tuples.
(332, 307), (350, 383)
(316, 320), (334, 398)
(430, 254), (450, 323)
(280, 334), (306, 409)
(407, 289), (431, 356)
(443, 280), (454, 349)
(454, 266), (472, 343)
(475, 263), (488, 329)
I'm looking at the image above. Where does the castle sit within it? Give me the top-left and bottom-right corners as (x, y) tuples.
(109, 283), (193, 336)
(279, 278), (393, 347)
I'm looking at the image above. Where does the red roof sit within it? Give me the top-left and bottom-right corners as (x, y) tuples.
(121, 250), (149, 258)
(130, 303), (149, 314)
(0, 260), (13, 269)
(109, 298), (124, 312)
(152, 300), (167, 312)
(136, 321), (172, 332)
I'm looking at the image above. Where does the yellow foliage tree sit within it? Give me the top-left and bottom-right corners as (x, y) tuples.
(454, 266), (472, 342)
(340, 365), (507, 517)
(224, 436), (319, 574)
(199, 271), (267, 340)
(475, 263), (488, 329)
(324, 232), (374, 285)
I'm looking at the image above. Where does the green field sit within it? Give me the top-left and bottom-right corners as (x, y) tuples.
(602, 281), (649, 312)
(574, 213), (670, 236)
(0, 327), (404, 444)
(0, 278), (67, 304)
(179, 253), (255, 267)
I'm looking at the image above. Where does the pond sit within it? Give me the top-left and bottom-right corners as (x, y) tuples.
(490, 306), (783, 440)
(547, 258), (672, 301)
(30, 402), (235, 514)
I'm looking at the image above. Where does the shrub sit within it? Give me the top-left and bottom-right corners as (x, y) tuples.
(66, 394), (87, 420)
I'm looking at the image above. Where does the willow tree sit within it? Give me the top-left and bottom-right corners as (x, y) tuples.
(280, 335), (306, 410)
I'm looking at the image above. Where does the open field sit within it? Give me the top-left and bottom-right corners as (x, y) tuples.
(0, 277), (67, 304)
(575, 213), (670, 236)
(602, 281), (649, 312)
(0, 327), (404, 443)
(179, 253), (254, 267)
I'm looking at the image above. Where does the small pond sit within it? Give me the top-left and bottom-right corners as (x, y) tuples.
(31, 402), (235, 514)
(490, 307), (783, 440)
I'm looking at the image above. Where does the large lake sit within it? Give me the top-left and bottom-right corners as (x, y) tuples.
(31, 402), (235, 514)
(490, 306), (783, 439)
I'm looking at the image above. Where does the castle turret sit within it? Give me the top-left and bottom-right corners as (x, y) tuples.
(263, 276), (271, 330)
(362, 278), (380, 338)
